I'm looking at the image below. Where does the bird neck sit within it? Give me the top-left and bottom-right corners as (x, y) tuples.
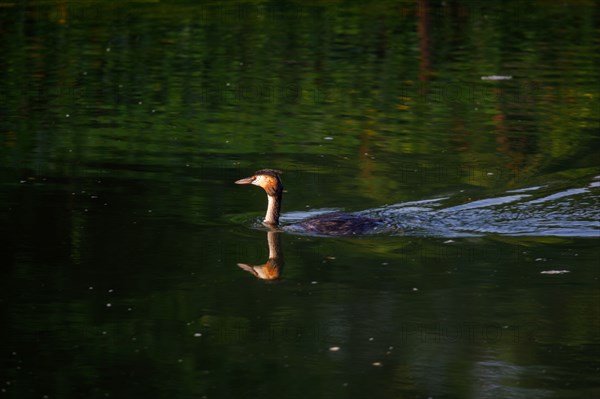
(264, 192), (282, 226)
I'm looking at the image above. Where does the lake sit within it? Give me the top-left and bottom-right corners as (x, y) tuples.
(1, 1), (599, 398)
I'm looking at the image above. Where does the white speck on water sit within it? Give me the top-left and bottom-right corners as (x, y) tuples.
(535, 258), (547, 262)
(148, 209), (152, 213)
(540, 270), (570, 275)
(329, 346), (340, 352)
(324, 136), (333, 140)
(412, 287), (419, 291)
(444, 240), (455, 244)
(177, 359), (183, 363)
(481, 75), (512, 80)
(368, 337), (374, 341)
(138, 101), (142, 105)
(89, 286), (93, 290)
(65, 114), (70, 118)
(311, 281), (318, 285)
(106, 303), (112, 307)
(127, 308), (132, 311)
(193, 333), (202, 337)
(372, 362), (383, 367)
(106, 47), (111, 52)
(381, 262), (388, 265)
(102, 331), (107, 335)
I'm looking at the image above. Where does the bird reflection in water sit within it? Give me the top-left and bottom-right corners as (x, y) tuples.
(237, 231), (284, 280)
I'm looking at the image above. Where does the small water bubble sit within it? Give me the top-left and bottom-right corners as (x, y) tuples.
(372, 362), (383, 367)
(106, 47), (111, 52)
(106, 303), (112, 307)
(329, 346), (340, 352)
(193, 333), (202, 337)
(65, 114), (70, 117)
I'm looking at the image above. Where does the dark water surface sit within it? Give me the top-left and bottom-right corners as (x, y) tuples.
(1, 1), (599, 398)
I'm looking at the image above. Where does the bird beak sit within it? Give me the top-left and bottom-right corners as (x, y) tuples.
(235, 176), (255, 185)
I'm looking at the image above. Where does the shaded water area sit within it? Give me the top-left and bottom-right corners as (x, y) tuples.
(1, 1), (599, 398)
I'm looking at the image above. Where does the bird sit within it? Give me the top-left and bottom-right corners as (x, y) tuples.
(235, 169), (384, 236)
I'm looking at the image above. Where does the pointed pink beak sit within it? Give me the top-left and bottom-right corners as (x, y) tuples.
(235, 176), (255, 184)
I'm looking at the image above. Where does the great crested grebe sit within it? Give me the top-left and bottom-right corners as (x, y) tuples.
(235, 169), (383, 236)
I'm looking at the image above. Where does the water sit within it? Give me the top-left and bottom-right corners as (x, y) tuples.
(1, 1), (599, 398)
